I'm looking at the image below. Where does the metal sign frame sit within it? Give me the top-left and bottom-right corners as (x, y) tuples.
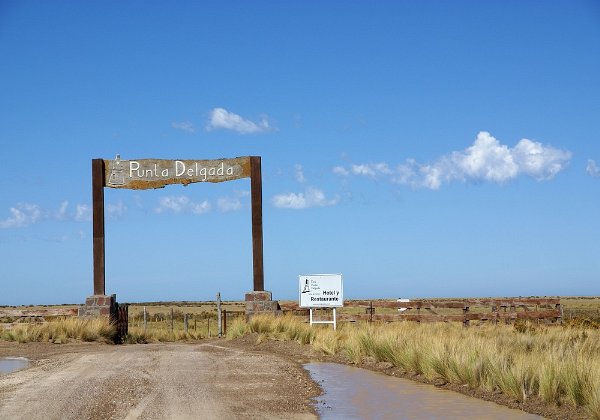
(91, 156), (265, 295)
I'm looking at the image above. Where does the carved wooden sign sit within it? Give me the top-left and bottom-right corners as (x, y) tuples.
(104, 156), (252, 189)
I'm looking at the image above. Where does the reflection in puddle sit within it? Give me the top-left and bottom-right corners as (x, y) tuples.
(304, 363), (542, 420)
(0, 357), (31, 374)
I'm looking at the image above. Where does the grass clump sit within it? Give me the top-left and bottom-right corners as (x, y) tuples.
(0, 318), (116, 343)
(229, 314), (600, 415)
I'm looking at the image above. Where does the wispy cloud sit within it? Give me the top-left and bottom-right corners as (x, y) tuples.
(171, 121), (196, 133)
(56, 200), (69, 220)
(335, 132), (571, 190)
(351, 163), (392, 177)
(75, 204), (92, 222)
(0, 203), (43, 228)
(586, 159), (600, 178)
(155, 196), (211, 215)
(272, 187), (339, 210)
(0, 200), (128, 228)
(332, 166), (349, 176)
(217, 197), (242, 212)
(295, 164), (306, 183)
(206, 107), (272, 134)
(106, 201), (127, 219)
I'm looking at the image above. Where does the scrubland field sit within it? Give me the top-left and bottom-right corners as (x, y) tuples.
(1, 296), (599, 419)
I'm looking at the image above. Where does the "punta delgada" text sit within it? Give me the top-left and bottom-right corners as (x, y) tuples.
(129, 160), (235, 181)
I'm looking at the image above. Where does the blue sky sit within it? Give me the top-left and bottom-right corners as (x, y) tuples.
(1, 1), (599, 305)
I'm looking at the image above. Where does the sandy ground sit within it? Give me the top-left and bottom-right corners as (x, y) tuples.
(0, 340), (319, 420)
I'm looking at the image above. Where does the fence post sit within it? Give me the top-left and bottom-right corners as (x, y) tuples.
(170, 307), (174, 333)
(463, 306), (470, 327)
(369, 301), (373, 323)
(217, 292), (222, 337)
(184, 313), (188, 333)
(557, 302), (563, 324)
(143, 306), (147, 333)
(223, 310), (227, 336)
(208, 318), (210, 337)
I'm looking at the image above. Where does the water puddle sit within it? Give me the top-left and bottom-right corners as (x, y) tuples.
(304, 363), (542, 419)
(0, 357), (31, 374)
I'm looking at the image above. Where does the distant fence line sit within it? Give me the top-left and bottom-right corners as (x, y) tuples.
(280, 298), (563, 326)
(0, 308), (78, 320)
(0, 298), (563, 332)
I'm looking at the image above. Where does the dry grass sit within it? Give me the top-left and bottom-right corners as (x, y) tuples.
(232, 315), (600, 417)
(0, 318), (115, 343)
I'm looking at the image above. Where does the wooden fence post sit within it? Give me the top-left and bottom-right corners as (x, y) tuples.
(463, 306), (470, 327)
(217, 292), (222, 337)
(143, 306), (147, 333)
(223, 310), (227, 336)
(184, 313), (188, 333)
(170, 307), (174, 333)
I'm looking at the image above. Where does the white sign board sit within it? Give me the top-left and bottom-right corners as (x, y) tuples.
(299, 274), (343, 308)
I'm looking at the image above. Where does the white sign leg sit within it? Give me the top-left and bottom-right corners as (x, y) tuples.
(333, 308), (337, 330)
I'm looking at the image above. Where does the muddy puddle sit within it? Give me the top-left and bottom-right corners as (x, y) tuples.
(305, 363), (542, 419)
(0, 357), (31, 374)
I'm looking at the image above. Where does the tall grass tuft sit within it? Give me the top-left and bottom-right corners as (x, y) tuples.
(231, 314), (600, 413)
(0, 318), (115, 343)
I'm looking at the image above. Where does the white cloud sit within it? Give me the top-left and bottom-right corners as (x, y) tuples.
(295, 164), (306, 183)
(586, 160), (600, 177)
(172, 121), (196, 133)
(351, 162), (392, 177)
(155, 196), (211, 215)
(106, 201), (127, 219)
(206, 107), (272, 134)
(217, 197), (242, 213)
(156, 196), (189, 213)
(332, 166), (349, 176)
(75, 204), (92, 222)
(56, 201), (69, 220)
(189, 201), (211, 215)
(338, 132), (571, 190)
(0, 203), (43, 228)
(272, 187), (339, 209)
(0, 200), (127, 228)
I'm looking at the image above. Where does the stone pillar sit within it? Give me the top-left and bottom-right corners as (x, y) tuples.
(78, 294), (118, 324)
(245, 291), (281, 318)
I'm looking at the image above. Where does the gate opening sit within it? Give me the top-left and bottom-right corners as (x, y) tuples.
(79, 155), (279, 323)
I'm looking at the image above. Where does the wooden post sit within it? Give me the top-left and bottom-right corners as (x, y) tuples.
(463, 306), (470, 327)
(184, 313), (188, 333)
(92, 159), (105, 295)
(223, 310), (227, 336)
(194, 317), (197, 332)
(207, 318), (210, 337)
(170, 307), (174, 333)
(143, 306), (147, 333)
(250, 156), (264, 291)
(217, 292), (222, 337)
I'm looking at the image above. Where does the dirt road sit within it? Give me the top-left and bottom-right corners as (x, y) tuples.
(0, 342), (319, 419)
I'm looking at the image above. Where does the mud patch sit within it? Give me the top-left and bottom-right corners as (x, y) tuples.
(0, 357), (30, 375)
(305, 362), (542, 419)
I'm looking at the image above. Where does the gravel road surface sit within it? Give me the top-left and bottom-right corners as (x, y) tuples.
(0, 342), (319, 419)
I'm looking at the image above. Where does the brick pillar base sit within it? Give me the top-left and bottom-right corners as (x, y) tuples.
(245, 291), (281, 317)
(78, 294), (118, 324)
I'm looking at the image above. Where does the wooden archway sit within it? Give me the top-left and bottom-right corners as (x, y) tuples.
(91, 155), (264, 295)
